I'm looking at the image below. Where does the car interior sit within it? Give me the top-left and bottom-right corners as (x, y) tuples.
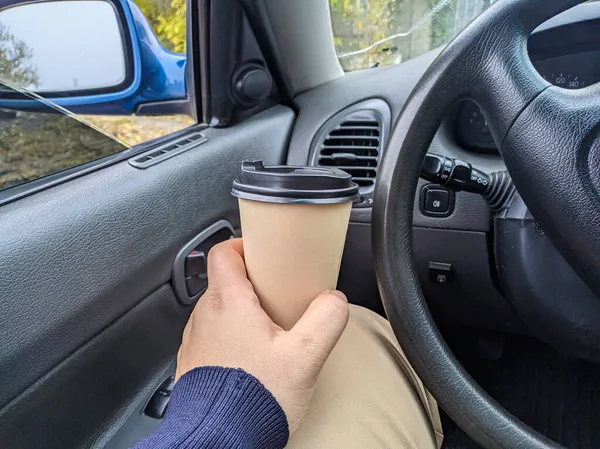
(1, 0), (600, 448)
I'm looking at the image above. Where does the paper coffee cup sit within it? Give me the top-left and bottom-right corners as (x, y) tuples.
(232, 161), (359, 330)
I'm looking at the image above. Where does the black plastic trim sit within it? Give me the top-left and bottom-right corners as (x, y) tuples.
(196, 0), (211, 124)
(236, 0), (293, 104)
(136, 99), (194, 116)
(208, 0), (243, 126)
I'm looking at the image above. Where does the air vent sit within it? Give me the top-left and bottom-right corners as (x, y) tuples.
(129, 132), (207, 169)
(309, 100), (389, 195)
(317, 118), (382, 190)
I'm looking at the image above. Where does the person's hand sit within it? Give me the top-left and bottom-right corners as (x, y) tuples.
(175, 238), (349, 434)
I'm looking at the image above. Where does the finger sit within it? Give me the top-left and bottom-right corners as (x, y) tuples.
(206, 238), (249, 290)
(227, 237), (245, 258)
(287, 290), (349, 369)
(206, 238), (260, 308)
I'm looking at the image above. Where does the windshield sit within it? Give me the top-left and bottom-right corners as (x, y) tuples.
(330, 0), (494, 71)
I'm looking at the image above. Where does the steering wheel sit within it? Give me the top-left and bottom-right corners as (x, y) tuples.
(372, 0), (600, 447)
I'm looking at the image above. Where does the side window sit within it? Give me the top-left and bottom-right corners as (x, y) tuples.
(0, 91), (127, 191)
(0, 0), (194, 193)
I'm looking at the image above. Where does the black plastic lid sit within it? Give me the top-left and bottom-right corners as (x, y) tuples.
(232, 161), (360, 204)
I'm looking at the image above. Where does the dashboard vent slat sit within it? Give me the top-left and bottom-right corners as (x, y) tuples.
(339, 121), (379, 128)
(324, 136), (379, 144)
(320, 146), (378, 153)
(316, 116), (383, 191)
(319, 154), (378, 161)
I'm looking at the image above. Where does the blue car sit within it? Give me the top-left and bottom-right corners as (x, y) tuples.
(0, 0), (186, 115)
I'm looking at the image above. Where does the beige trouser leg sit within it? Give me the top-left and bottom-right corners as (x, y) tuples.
(287, 305), (444, 449)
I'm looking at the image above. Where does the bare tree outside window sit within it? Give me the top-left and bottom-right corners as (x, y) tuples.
(0, 23), (38, 89)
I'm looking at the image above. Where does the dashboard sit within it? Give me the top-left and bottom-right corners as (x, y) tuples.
(456, 20), (600, 152)
(288, 4), (600, 330)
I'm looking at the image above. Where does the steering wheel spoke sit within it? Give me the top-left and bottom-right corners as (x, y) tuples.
(503, 84), (600, 290)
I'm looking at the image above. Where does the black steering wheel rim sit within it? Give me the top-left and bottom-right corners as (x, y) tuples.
(372, 0), (598, 447)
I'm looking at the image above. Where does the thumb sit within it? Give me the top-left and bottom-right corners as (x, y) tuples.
(288, 290), (350, 371)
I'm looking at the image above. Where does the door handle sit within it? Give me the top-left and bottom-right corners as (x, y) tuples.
(172, 220), (235, 305)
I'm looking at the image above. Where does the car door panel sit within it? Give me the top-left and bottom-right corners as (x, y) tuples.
(0, 285), (184, 449)
(0, 105), (294, 448)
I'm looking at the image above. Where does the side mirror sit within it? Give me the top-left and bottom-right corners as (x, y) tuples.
(0, 0), (187, 115)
